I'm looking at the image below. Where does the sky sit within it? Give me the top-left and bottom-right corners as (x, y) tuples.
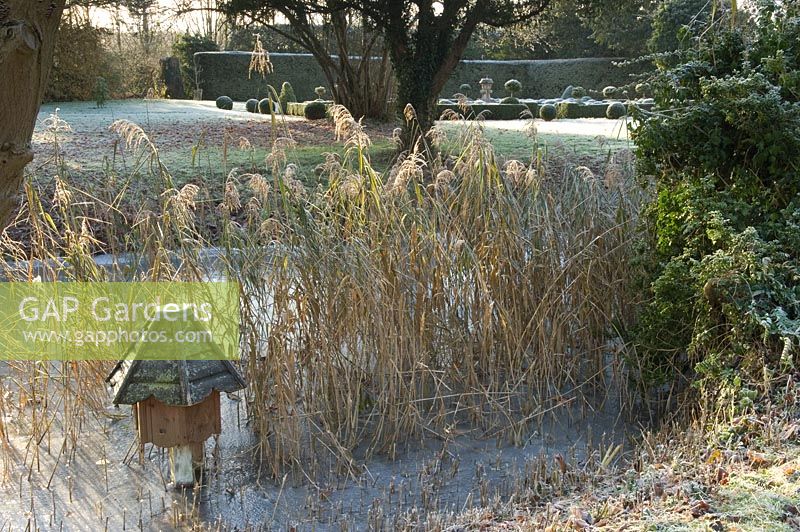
(89, 1), (219, 33)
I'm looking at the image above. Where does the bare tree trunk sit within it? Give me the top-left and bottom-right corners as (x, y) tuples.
(0, 0), (66, 226)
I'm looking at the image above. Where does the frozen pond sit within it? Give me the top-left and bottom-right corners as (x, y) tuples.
(0, 388), (632, 530)
(0, 249), (636, 529)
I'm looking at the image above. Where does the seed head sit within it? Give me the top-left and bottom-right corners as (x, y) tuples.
(53, 178), (73, 208)
(220, 173), (242, 214)
(403, 104), (417, 122)
(248, 174), (271, 203)
(503, 160), (528, 186)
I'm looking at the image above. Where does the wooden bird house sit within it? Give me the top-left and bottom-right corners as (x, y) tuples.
(107, 359), (245, 487)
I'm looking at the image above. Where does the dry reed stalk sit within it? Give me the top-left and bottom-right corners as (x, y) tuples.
(0, 104), (646, 486)
(221, 109), (645, 472)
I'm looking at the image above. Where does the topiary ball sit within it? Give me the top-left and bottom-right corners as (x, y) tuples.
(459, 83), (471, 94)
(500, 96), (520, 104)
(571, 86), (586, 98)
(216, 96), (233, 110)
(504, 79), (522, 95)
(606, 101), (627, 119)
(245, 99), (259, 113)
(602, 86), (618, 99)
(635, 82), (651, 96)
(539, 104), (557, 121)
(304, 101), (328, 120)
(258, 98), (272, 114)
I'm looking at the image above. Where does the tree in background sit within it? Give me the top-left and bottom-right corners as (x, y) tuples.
(227, 22), (306, 52)
(123, 0), (159, 50)
(222, 1), (394, 120)
(174, 0), (237, 46)
(647, 0), (712, 56)
(46, 20), (119, 101)
(0, 0), (67, 225)
(576, 0), (656, 57)
(223, 0), (550, 145)
(464, 0), (658, 59)
(464, 1), (615, 60)
(465, 0), (716, 61)
(173, 33), (220, 97)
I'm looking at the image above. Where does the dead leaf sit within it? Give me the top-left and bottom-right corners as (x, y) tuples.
(747, 450), (772, 468)
(568, 517), (592, 530)
(569, 507), (593, 525)
(780, 423), (798, 440)
(691, 499), (710, 518)
(555, 453), (567, 475)
(716, 466), (729, 485)
(707, 449), (723, 464)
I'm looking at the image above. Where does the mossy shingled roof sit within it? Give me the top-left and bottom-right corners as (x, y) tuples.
(106, 360), (246, 406)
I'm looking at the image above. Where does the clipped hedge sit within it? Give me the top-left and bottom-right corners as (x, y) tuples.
(557, 101), (580, 119)
(580, 103), (612, 119)
(442, 58), (645, 99)
(195, 52), (329, 101)
(436, 103), (529, 120)
(436, 100), (654, 120)
(304, 100), (329, 120)
(196, 52), (647, 102)
(286, 101), (306, 116)
(285, 100), (334, 117)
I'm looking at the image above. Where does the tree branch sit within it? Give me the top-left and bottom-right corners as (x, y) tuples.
(430, 0), (485, 94)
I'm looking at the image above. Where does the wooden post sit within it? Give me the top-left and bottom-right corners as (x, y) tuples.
(191, 442), (204, 478)
(169, 446), (195, 487)
(167, 441), (205, 487)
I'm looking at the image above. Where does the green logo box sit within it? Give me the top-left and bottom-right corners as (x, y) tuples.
(0, 282), (239, 360)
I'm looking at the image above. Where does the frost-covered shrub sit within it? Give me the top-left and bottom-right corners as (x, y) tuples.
(602, 86), (618, 99)
(304, 100), (328, 120)
(606, 101), (626, 119)
(504, 79), (522, 97)
(216, 95), (233, 110)
(631, 1), (800, 395)
(539, 104), (557, 121)
(246, 99), (259, 113)
(278, 81), (297, 112)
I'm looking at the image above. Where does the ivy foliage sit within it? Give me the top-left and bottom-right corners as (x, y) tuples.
(648, 0), (712, 55)
(631, 1), (800, 396)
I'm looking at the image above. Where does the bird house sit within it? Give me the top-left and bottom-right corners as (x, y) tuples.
(107, 359), (245, 487)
